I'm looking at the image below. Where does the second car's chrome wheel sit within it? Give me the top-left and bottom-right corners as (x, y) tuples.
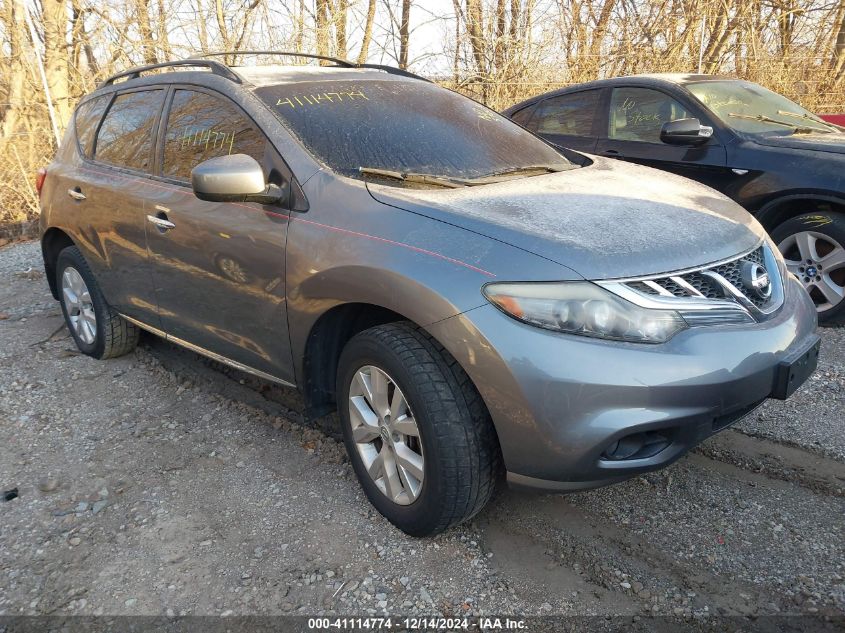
(778, 231), (845, 312)
(61, 266), (97, 345)
(348, 365), (424, 505)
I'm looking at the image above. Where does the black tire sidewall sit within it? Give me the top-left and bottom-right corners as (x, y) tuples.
(772, 212), (845, 326)
(56, 247), (108, 359)
(337, 332), (449, 537)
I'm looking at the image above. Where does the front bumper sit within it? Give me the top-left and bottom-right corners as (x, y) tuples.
(426, 275), (819, 491)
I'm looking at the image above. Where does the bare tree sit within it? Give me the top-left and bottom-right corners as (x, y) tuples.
(833, 0), (845, 81)
(334, 0), (349, 58)
(1, 0), (26, 141)
(315, 0), (331, 57)
(3, 0), (845, 235)
(399, 0), (410, 68)
(357, 0), (377, 63)
(42, 0), (72, 129)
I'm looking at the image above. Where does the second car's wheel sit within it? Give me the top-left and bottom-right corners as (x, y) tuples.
(56, 246), (140, 359)
(773, 213), (845, 326)
(337, 322), (501, 536)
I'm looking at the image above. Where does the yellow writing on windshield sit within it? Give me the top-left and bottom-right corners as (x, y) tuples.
(276, 90), (369, 109)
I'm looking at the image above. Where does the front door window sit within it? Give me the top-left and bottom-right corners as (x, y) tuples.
(608, 88), (691, 144)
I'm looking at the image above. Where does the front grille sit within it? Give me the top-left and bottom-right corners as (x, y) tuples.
(624, 246), (775, 309)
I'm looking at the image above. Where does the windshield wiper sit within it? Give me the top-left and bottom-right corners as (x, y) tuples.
(359, 164), (569, 188)
(485, 165), (568, 178)
(359, 167), (467, 189)
(776, 110), (838, 133)
(462, 164), (569, 184)
(727, 112), (819, 134)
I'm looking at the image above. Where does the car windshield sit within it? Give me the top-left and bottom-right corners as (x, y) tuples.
(254, 79), (575, 185)
(687, 80), (839, 137)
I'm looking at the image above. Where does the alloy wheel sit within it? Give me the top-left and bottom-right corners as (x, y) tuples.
(348, 365), (424, 505)
(778, 231), (845, 312)
(61, 266), (97, 345)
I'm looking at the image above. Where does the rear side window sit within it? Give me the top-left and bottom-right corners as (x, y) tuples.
(94, 89), (164, 171)
(510, 105), (536, 127)
(74, 95), (109, 158)
(161, 89), (266, 182)
(531, 90), (600, 137)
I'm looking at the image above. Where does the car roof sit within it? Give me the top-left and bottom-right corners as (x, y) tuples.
(92, 55), (428, 98)
(624, 72), (735, 84)
(503, 73), (738, 113)
(233, 64), (410, 87)
(79, 63), (421, 106)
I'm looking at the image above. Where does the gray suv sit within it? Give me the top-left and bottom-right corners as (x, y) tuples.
(39, 53), (820, 536)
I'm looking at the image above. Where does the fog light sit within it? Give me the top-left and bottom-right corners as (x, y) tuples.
(602, 434), (645, 460)
(601, 430), (673, 461)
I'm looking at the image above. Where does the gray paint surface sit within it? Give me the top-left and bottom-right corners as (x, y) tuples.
(369, 157), (765, 279)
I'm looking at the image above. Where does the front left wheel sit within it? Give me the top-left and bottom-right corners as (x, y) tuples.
(337, 322), (501, 536)
(56, 246), (140, 359)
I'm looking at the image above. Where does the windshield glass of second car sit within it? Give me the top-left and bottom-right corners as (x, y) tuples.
(254, 80), (574, 185)
(687, 80), (836, 136)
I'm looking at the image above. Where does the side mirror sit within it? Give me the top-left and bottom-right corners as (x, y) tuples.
(659, 118), (713, 146)
(191, 154), (287, 205)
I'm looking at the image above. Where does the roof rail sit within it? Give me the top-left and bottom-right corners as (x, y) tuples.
(191, 51), (431, 83)
(191, 51), (356, 68)
(355, 63), (431, 83)
(99, 59), (241, 88)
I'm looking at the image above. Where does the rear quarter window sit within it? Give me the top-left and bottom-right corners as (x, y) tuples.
(94, 89), (165, 172)
(74, 95), (110, 158)
(510, 104), (537, 128)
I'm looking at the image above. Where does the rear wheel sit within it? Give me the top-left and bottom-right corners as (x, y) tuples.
(773, 213), (845, 326)
(56, 246), (140, 359)
(337, 322), (501, 536)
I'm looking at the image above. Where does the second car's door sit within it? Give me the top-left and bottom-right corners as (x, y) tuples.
(143, 87), (295, 383)
(594, 86), (732, 192)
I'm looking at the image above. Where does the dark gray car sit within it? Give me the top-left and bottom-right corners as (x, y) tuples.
(38, 54), (820, 536)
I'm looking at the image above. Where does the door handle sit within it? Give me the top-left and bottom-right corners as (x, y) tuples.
(67, 187), (86, 201)
(602, 149), (621, 156)
(147, 214), (176, 231)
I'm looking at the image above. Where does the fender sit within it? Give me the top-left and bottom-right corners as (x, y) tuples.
(287, 172), (579, 387)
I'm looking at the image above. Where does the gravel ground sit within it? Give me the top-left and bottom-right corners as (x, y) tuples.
(1, 240), (843, 623)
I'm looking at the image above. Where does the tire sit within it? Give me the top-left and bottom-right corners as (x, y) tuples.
(772, 212), (845, 326)
(56, 246), (140, 359)
(337, 322), (501, 536)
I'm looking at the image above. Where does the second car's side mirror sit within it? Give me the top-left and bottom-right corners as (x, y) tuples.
(659, 118), (713, 146)
(191, 154), (287, 206)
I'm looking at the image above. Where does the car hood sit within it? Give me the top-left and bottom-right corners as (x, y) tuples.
(751, 132), (845, 155)
(366, 157), (765, 280)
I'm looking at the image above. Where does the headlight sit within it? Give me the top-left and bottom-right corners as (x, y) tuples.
(482, 281), (688, 343)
